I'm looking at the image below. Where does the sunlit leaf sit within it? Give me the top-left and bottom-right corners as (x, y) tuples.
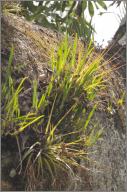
(97, 0), (107, 10)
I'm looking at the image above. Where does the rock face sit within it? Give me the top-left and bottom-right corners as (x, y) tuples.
(1, 12), (126, 191)
(109, 13), (126, 82)
(86, 112), (126, 191)
(1, 13), (61, 80)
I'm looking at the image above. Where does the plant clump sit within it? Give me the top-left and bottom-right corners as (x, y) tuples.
(2, 35), (113, 191)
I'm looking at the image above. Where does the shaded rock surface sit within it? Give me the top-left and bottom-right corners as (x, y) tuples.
(84, 112), (126, 191)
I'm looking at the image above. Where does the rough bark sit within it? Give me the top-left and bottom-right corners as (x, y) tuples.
(1, 13), (126, 191)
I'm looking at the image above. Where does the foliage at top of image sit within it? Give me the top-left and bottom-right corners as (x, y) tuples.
(1, 35), (111, 190)
(2, 0), (107, 42)
(21, 0), (107, 41)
